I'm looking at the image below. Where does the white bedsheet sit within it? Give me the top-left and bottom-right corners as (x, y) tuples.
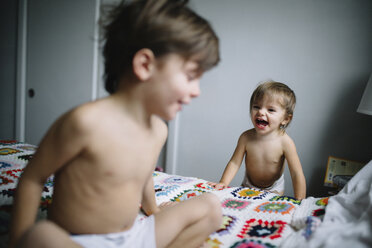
(282, 160), (372, 247)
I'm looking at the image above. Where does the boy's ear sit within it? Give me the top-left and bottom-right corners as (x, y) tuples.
(132, 48), (155, 81)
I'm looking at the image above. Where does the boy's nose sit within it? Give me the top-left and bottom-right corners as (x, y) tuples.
(190, 81), (201, 98)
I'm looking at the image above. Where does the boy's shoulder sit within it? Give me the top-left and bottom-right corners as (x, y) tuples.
(68, 98), (128, 123)
(38, 102), (100, 151)
(59, 100), (168, 142)
(64, 101), (103, 128)
(55, 100), (112, 138)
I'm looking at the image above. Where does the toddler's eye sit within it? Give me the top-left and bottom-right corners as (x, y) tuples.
(268, 108), (276, 112)
(253, 105), (260, 110)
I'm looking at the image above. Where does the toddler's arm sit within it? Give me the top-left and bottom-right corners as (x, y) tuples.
(216, 132), (248, 188)
(283, 136), (306, 200)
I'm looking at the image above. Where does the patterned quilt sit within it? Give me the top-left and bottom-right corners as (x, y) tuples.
(151, 172), (328, 248)
(0, 140), (329, 248)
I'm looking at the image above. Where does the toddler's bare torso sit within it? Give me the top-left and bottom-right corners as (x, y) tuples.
(243, 130), (285, 188)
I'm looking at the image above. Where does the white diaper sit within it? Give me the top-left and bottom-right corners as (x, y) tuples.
(70, 215), (156, 248)
(242, 173), (284, 194)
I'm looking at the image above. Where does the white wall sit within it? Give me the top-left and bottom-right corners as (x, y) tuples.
(169, 0), (372, 197)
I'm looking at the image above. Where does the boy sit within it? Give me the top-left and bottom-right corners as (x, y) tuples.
(213, 81), (306, 200)
(9, 0), (222, 247)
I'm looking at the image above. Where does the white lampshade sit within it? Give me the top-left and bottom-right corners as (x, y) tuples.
(357, 73), (372, 115)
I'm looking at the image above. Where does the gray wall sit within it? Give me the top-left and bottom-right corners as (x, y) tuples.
(0, 0), (18, 139)
(173, 0), (372, 197)
(24, 0), (98, 145)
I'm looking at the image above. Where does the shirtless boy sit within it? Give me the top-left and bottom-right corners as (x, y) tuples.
(9, 0), (222, 247)
(214, 81), (306, 200)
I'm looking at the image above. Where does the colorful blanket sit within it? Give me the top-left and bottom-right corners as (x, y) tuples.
(0, 140), (331, 247)
(151, 172), (328, 248)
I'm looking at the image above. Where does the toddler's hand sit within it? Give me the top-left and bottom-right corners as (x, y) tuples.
(212, 182), (227, 190)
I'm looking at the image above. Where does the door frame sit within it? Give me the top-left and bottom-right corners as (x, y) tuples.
(15, 0), (101, 142)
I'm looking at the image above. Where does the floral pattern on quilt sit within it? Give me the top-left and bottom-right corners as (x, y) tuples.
(152, 172), (329, 248)
(231, 187), (270, 200)
(231, 239), (276, 248)
(222, 198), (251, 211)
(237, 219), (287, 240)
(269, 195), (302, 205)
(217, 215), (237, 235)
(315, 197), (329, 206)
(171, 189), (207, 202)
(254, 202), (295, 215)
(194, 182), (215, 191)
(154, 184), (180, 197)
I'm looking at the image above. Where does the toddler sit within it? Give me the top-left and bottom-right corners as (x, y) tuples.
(214, 81), (306, 200)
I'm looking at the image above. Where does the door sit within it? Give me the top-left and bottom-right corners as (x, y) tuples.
(25, 0), (98, 145)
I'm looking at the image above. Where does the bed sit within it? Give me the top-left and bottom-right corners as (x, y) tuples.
(1, 140), (371, 247)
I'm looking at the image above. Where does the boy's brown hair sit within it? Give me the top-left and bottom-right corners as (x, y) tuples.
(250, 81), (296, 130)
(100, 0), (220, 94)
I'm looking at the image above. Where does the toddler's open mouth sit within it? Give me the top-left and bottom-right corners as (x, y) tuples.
(256, 119), (268, 128)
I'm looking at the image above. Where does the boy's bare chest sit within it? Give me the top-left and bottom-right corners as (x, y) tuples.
(80, 131), (163, 181)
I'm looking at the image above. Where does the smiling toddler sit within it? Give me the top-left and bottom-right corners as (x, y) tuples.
(213, 81), (306, 200)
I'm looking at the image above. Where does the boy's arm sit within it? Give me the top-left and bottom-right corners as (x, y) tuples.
(9, 110), (88, 247)
(141, 175), (160, 216)
(283, 136), (306, 200)
(141, 117), (168, 215)
(9, 164), (45, 248)
(217, 132), (248, 188)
